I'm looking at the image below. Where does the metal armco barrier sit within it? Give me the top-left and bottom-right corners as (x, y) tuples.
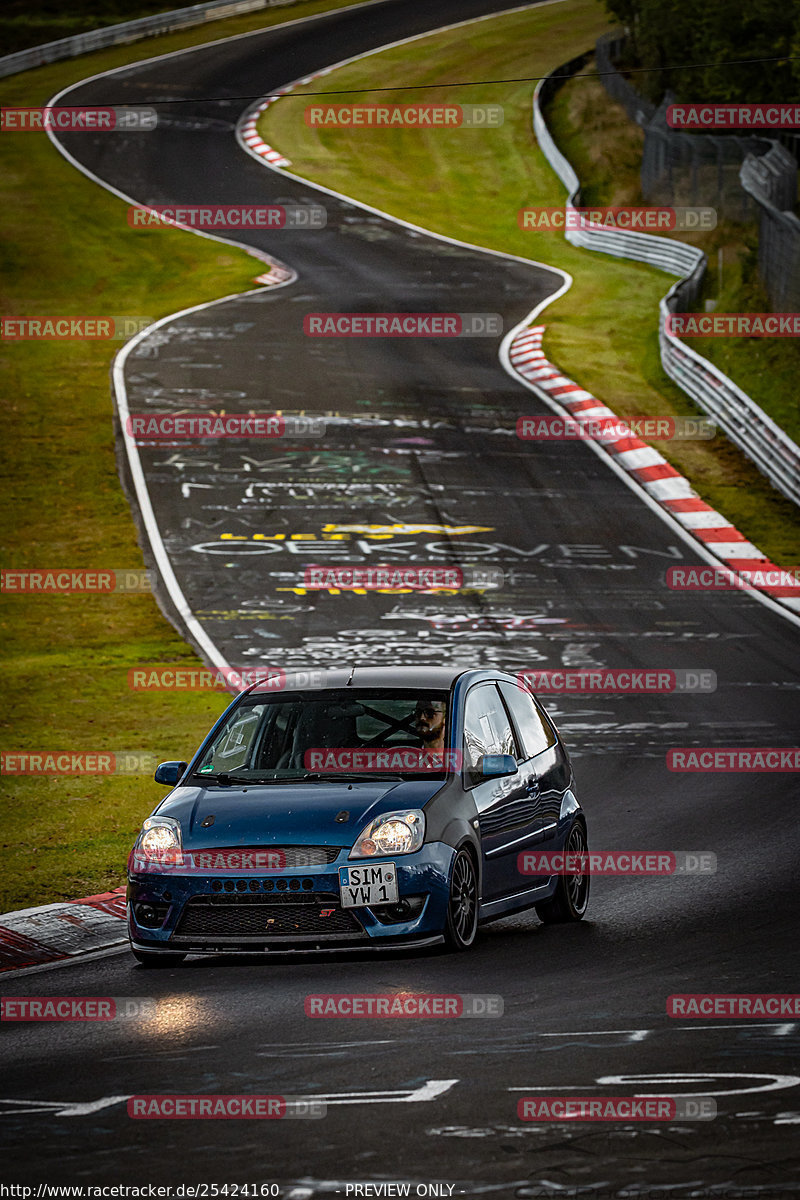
(532, 62), (800, 510)
(533, 58), (705, 280)
(0, 0), (306, 79)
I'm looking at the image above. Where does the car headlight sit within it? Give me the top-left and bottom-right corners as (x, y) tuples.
(349, 810), (425, 859)
(135, 816), (183, 863)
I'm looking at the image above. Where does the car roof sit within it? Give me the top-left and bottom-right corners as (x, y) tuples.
(249, 665), (496, 694)
(288, 666), (467, 691)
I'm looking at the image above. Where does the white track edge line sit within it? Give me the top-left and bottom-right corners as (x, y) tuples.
(236, 3), (800, 632)
(46, 0), (800, 661)
(43, 2), (570, 678)
(499, 323), (800, 632)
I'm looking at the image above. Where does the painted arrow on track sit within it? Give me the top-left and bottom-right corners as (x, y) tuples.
(0, 1079), (459, 1117)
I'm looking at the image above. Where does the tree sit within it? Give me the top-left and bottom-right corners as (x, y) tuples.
(603, 0), (799, 104)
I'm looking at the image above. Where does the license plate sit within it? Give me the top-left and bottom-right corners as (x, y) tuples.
(338, 862), (399, 908)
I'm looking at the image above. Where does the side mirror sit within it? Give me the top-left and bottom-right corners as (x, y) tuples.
(481, 754), (518, 778)
(154, 760), (188, 786)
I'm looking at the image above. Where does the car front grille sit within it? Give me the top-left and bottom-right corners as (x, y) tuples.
(173, 893), (363, 939)
(274, 846), (341, 867)
(210, 877), (316, 893)
(195, 845), (340, 868)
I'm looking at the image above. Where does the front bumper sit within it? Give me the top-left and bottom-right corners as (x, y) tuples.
(128, 842), (455, 954)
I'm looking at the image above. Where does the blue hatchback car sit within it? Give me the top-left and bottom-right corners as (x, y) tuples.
(127, 666), (589, 965)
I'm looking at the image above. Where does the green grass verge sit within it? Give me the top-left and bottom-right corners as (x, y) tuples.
(259, 0), (800, 564)
(0, 0), (377, 913)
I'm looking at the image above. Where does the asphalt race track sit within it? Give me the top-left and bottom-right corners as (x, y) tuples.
(2, 0), (800, 1193)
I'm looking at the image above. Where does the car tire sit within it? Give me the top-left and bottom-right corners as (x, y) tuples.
(443, 848), (479, 951)
(131, 949), (187, 967)
(535, 819), (590, 924)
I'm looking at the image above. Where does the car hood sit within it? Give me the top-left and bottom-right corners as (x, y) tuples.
(154, 778), (446, 849)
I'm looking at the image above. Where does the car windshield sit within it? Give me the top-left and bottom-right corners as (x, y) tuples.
(191, 689), (452, 782)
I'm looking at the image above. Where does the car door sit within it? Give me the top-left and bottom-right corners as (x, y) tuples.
(462, 683), (540, 902)
(498, 680), (569, 884)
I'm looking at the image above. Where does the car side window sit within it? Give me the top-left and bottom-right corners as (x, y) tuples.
(498, 681), (557, 759)
(200, 704), (269, 772)
(463, 684), (521, 788)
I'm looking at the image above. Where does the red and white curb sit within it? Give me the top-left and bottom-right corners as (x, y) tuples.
(239, 76), (330, 289)
(239, 93), (292, 167)
(252, 263), (295, 286)
(238, 63), (337, 176)
(509, 325), (800, 614)
(0, 888), (127, 972)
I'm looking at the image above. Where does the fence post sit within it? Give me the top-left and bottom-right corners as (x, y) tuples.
(740, 146), (800, 313)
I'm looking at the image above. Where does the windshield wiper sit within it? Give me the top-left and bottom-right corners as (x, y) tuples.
(191, 772), (304, 785)
(239, 776), (301, 784)
(301, 771), (405, 782)
(192, 771), (416, 785)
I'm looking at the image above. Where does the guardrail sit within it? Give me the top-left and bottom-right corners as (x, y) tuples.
(532, 60), (800, 509)
(658, 281), (800, 507)
(0, 0), (303, 79)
